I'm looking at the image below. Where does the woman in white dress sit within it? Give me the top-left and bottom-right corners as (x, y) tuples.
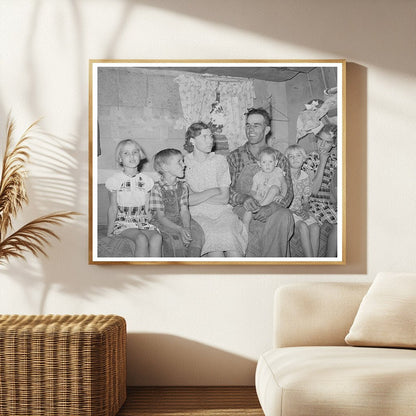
(184, 122), (248, 257)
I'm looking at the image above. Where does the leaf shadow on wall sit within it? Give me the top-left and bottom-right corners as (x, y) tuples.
(0, 1), (150, 312)
(0, 127), (160, 314)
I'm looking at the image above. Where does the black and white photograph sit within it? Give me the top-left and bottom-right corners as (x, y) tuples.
(89, 60), (345, 264)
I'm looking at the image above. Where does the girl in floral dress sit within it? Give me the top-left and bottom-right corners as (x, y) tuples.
(184, 122), (247, 257)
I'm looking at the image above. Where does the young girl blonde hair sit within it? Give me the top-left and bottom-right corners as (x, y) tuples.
(115, 139), (146, 167)
(285, 144), (307, 159)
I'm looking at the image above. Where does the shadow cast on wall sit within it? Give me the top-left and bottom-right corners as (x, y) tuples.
(133, 0), (413, 77)
(127, 333), (257, 385)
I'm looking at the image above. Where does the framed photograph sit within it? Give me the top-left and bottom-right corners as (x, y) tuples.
(89, 60), (345, 265)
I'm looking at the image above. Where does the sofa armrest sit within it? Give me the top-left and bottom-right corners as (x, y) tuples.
(273, 282), (370, 348)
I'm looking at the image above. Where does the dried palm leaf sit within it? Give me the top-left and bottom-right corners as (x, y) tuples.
(0, 115), (79, 264)
(0, 117), (37, 239)
(0, 212), (78, 265)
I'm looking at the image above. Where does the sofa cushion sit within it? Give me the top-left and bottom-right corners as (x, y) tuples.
(98, 236), (135, 257)
(256, 346), (416, 416)
(345, 272), (416, 348)
(274, 283), (370, 348)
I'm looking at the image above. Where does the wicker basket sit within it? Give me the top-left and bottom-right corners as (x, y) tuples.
(0, 314), (126, 416)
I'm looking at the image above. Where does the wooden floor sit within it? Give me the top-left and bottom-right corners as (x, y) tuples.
(116, 386), (264, 416)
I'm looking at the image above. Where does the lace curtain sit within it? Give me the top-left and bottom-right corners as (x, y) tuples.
(175, 74), (255, 151)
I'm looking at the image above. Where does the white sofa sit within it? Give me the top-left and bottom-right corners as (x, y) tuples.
(255, 281), (416, 416)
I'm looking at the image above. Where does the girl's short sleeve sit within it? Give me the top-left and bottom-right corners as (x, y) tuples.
(140, 174), (154, 193)
(215, 155), (231, 187)
(105, 173), (121, 192)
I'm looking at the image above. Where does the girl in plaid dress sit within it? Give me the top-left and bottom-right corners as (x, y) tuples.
(303, 124), (338, 257)
(105, 139), (162, 257)
(286, 145), (320, 257)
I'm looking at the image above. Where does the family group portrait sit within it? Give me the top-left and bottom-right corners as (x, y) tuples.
(89, 61), (344, 264)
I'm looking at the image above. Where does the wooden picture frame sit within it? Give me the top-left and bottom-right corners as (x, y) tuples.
(89, 60), (345, 265)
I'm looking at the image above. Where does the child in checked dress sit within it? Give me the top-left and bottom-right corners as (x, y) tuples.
(302, 124), (338, 257)
(285, 144), (320, 257)
(105, 139), (162, 257)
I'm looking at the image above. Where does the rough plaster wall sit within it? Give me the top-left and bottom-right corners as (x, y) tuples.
(0, 0), (415, 385)
(96, 68), (293, 173)
(97, 67), (185, 172)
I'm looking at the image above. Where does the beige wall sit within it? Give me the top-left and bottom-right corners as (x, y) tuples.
(0, 0), (415, 385)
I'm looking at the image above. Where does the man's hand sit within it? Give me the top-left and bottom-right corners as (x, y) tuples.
(253, 203), (278, 222)
(180, 227), (192, 247)
(242, 195), (260, 212)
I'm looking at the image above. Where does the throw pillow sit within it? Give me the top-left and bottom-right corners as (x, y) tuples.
(345, 272), (416, 348)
